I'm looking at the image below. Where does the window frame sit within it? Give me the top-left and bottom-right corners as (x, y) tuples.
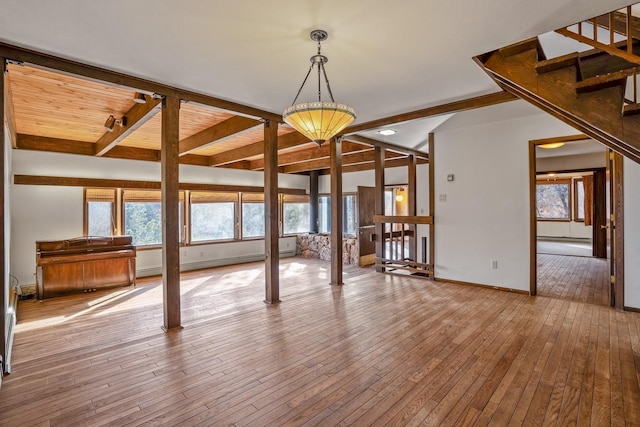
(281, 194), (311, 236)
(535, 179), (572, 222)
(189, 191), (239, 245)
(572, 178), (585, 222)
(83, 188), (116, 236)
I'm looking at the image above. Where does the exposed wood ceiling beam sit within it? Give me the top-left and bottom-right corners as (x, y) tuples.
(283, 149), (404, 174)
(95, 95), (162, 156)
(341, 91), (517, 134)
(0, 41), (283, 122)
(208, 131), (310, 167)
(343, 135), (428, 159)
(13, 174), (306, 195)
(3, 70), (16, 149)
(178, 115), (261, 156)
(15, 134), (209, 167)
(248, 140), (371, 170)
(318, 156), (428, 175)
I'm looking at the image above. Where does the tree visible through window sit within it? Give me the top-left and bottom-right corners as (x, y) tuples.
(536, 181), (571, 220)
(283, 194), (310, 234)
(190, 192), (236, 242)
(242, 194), (265, 238)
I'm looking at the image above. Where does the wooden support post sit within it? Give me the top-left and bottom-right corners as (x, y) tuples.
(408, 154), (417, 260)
(330, 137), (343, 285)
(374, 146), (385, 273)
(428, 133), (435, 279)
(309, 170), (319, 233)
(0, 58), (6, 375)
(264, 120), (280, 303)
(161, 96), (181, 330)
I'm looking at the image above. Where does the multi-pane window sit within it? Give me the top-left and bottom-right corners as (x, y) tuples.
(316, 194), (357, 234)
(343, 195), (357, 235)
(190, 192), (236, 242)
(282, 194), (310, 234)
(85, 188), (115, 236)
(123, 190), (185, 246)
(536, 180), (571, 220)
(241, 193), (265, 238)
(318, 196), (331, 233)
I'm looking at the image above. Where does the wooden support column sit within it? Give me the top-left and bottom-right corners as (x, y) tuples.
(0, 58), (6, 375)
(428, 133), (435, 279)
(309, 170), (319, 233)
(374, 146), (385, 273)
(408, 154), (417, 260)
(161, 96), (181, 330)
(264, 120), (280, 303)
(330, 137), (343, 285)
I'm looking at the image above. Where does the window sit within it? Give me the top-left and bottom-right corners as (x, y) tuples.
(242, 193), (265, 238)
(316, 194), (357, 234)
(318, 196), (331, 233)
(190, 192), (237, 242)
(536, 180), (571, 220)
(343, 194), (357, 235)
(574, 178), (585, 221)
(85, 189), (115, 236)
(282, 194), (310, 234)
(123, 190), (185, 246)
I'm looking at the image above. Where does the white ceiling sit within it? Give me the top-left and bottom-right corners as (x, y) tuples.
(0, 0), (632, 152)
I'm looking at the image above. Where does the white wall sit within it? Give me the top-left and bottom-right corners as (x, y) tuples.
(433, 111), (578, 291)
(10, 150), (306, 286)
(624, 157), (640, 309)
(319, 163), (431, 262)
(537, 221), (591, 239)
(536, 151), (606, 171)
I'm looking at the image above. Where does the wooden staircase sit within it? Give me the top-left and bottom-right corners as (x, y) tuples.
(474, 4), (640, 164)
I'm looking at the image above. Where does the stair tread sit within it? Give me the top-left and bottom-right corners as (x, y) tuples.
(623, 103), (640, 116)
(536, 53), (580, 74)
(575, 69), (631, 93)
(499, 37), (546, 61)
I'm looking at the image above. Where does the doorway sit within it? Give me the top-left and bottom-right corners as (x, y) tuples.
(529, 137), (619, 306)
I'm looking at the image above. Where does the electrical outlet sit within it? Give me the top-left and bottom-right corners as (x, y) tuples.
(439, 194), (447, 202)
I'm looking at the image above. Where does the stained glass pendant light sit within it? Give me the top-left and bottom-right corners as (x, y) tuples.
(283, 30), (356, 147)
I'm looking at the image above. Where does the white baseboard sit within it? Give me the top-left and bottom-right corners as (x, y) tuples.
(136, 250), (296, 278)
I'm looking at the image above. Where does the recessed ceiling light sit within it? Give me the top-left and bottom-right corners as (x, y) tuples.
(378, 129), (397, 136)
(538, 142), (565, 149)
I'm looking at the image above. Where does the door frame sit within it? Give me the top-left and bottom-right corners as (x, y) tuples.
(528, 138), (623, 304)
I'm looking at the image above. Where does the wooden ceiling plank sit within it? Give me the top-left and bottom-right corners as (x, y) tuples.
(248, 140), (372, 170)
(13, 174), (306, 195)
(3, 70), (17, 148)
(208, 131), (310, 167)
(179, 115), (261, 156)
(283, 149), (404, 174)
(344, 134), (429, 159)
(341, 91), (517, 134)
(0, 42), (283, 122)
(95, 95), (162, 156)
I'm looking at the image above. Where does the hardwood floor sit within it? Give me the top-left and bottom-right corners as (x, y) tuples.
(1, 257), (639, 426)
(537, 253), (610, 305)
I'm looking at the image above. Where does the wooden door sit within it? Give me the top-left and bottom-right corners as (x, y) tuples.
(357, 186), (376, 266)
(609, 151), (624, 309)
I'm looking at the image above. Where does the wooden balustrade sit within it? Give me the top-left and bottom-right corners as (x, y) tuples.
(372, 215), (433, 278)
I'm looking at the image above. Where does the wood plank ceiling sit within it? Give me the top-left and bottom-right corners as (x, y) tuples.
(8, 63), (427, 174)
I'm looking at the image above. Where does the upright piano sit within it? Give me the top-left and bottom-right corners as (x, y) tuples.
(36, 236), (136, 299)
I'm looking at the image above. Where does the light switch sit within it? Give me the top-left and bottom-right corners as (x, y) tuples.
(439, 194), (447, 202)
